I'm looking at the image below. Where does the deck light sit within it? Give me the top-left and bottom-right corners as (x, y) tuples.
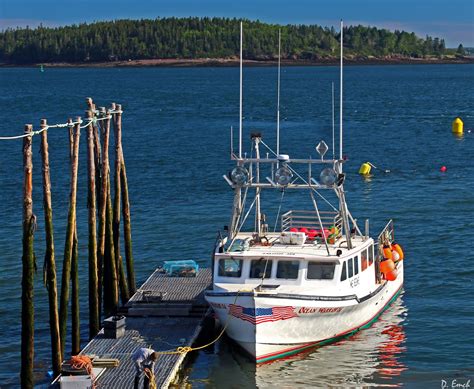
(275, 166), (293, 186)
(230, 166), (249, 186)
(319, 167), (337, 186)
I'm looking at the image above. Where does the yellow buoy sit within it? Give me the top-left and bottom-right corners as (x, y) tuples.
(359, 162), (372, 175)
(452, 117), (464, 134)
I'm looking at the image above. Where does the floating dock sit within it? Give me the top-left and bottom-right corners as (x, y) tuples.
(58, 268), (212, 388)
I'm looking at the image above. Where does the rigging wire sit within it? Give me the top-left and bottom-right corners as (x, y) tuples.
(259, 139), (338, 212)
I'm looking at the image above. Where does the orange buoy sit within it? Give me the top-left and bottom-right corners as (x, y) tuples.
(385, 269), (398, 281)
(380, 259), (395, 274)
(290, 227), (298, 232)
(383, 245), (393, 260)
(391, 243), (404, 260)
(299, 227), (309, 234)
(391, 250), (400, 262)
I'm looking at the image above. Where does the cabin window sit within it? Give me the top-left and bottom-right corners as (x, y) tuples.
(348, 258), (354, 278)
(249, 259), (272, 279)
(361, 249), (368, 271)
(276, 261), (299, 279)
(307, 262), (335, 280)
(354, 256), (359, 275)
(340, 262), (347, 281)
(369, 245), (374, 266)
(218, 258), (243, 278)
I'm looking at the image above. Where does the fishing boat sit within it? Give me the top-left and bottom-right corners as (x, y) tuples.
(204, 21), (404, 364)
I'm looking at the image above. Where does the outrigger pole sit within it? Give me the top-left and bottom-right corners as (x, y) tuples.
(339, 19), (343, 161)
(276, 29), (281, 158)
(239, 21), (243, 159)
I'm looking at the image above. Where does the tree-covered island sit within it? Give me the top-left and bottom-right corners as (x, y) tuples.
(0, 17), (471, 66)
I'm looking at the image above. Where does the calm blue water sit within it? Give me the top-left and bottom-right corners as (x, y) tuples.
(0, 64), (473, 388)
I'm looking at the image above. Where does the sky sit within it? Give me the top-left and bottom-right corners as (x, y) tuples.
(0, 0), (473, 47)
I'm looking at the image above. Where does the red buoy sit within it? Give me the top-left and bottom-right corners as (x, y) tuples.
(440, 166), (447, 173)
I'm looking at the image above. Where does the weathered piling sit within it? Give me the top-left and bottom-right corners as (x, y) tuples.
(112, 103), (130, 304)
(117, 105), (136, 295)
(39, 119), (62, 376)
(71, 228), (80, 355)
(21, 124), (35, 389)
(86, 110), (100, 338)
(99, 108), (118, 316)
(59, 118), (81, 355)
(68, 123), (81, 355)
(87, 98), (103, 318)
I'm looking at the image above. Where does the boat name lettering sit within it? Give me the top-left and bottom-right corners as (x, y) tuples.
(350, 276), (360, 288)
(298, 307), (343, 314)
(260, 252), (296, 256)
(210, 302), (226, 309)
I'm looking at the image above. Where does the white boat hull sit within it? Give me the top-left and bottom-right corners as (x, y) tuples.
(206, 262), (404, 363)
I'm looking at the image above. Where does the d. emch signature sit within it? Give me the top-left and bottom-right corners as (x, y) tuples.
(441, 379), (471, 389)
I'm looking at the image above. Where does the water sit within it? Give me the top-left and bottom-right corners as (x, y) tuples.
(0, 64), (473, 388)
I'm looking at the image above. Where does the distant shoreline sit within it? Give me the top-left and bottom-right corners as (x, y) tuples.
(1, 56), (473, 68)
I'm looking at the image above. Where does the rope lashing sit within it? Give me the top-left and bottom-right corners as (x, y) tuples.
(0, 114), (113, 140)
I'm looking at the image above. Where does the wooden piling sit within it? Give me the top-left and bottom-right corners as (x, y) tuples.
(99, 109), (118, 316)
(86, 110), (99, 338)
(87, 98), (103, 318)
(68, 122), (80, 355)
(21, 124), (35, 389)
(117, 104), (136, 294)
(39, 119), (62, 376)
(59, 118), (81, 355)
(112, 103), (130, 304)
(71, 228), (80, 355)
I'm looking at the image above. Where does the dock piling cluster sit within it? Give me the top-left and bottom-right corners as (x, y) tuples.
(18, 99), (136, 387)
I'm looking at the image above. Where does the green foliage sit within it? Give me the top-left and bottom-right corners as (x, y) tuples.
(456, 44), (466, 55)
(0, 18), (453, 64)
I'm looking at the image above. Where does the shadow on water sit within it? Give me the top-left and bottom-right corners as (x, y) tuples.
(186, 295), (408, 388)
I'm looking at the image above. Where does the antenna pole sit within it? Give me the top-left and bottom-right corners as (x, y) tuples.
(276, 29), (281, 158)
(239, 21), (243, 159)
(339, 20), (343, 161)
(332, 82), (335, 159)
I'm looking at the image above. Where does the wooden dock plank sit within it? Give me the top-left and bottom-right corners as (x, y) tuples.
(65, 267), (213, 388)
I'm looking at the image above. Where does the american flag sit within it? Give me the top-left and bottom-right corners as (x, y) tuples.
(229, 304), (297, 325)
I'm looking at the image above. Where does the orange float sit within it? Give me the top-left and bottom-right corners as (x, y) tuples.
(380, 259), (395, 274)
(391, 243), (404, 260)
(383, 245), (393, 260)
(385, 269), (398, 281)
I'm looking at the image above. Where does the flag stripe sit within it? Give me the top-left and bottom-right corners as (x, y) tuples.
(228, 304), (297, 325)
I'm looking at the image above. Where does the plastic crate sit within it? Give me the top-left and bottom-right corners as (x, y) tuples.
(163, 260), (199, 277)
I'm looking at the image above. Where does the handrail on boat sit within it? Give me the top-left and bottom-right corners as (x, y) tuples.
(281, 210), (342, 238)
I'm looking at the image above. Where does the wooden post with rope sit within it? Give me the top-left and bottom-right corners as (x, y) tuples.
(69, 119), (81, 355)
(118, 104), (136, 295)
(86, 110), (100, 339)
(112, 102), (130, 304)
(87, 97), (103, 319)
(39, 118), (62, 375)
(21, 124), (35, 389)
(59, 118), (80, 355)
(99, 107), (118, 316)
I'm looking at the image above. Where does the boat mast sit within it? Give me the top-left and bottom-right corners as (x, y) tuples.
(230, 21), (244, 238)
(339, 19), (343, 162)
(276, 29), (281, 159)
(254, 135), (262, 236)
(239, 21), (243, 159)
(332, 82), (335, 160)
(337, 19), (353, 249)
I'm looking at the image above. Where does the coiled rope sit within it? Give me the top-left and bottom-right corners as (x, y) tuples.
(69, 355), (96, 388)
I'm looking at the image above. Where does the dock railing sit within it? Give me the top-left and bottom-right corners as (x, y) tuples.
(281, 210), (342, 237)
